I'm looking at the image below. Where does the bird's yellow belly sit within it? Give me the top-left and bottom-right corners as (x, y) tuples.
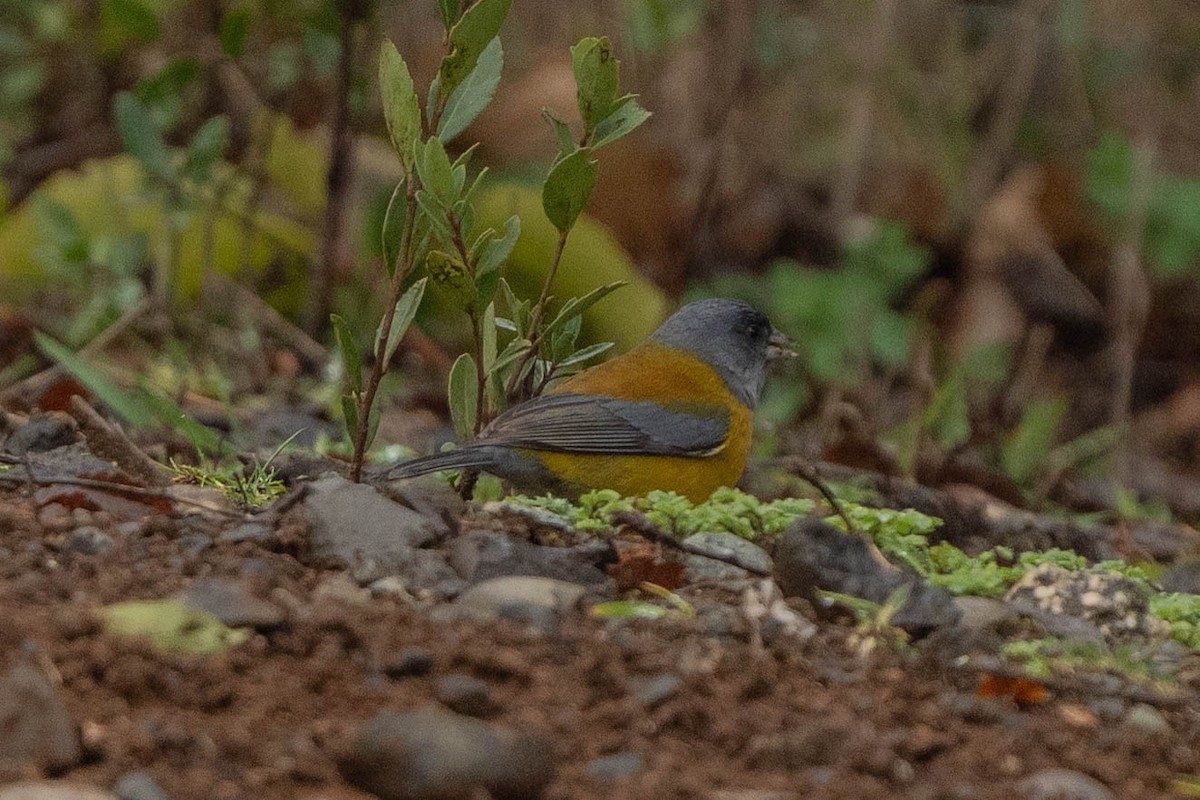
(528, 410), (752, 503)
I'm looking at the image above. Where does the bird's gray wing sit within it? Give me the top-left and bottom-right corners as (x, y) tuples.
(481, 393), (730, 456)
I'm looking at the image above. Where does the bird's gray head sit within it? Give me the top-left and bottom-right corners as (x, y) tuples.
(650, 298), (794, 408)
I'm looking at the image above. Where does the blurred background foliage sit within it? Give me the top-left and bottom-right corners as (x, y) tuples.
(4, 0), (1200, 515)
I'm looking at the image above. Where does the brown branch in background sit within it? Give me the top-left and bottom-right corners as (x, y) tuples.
(67, 396), (171, 487)
(209, 276), (328, 370)
(829, 0), (897, 231)
(950, 0), (1052, 235)
(506, 229), (570, 401)
(611, 510), (772, 577)
(1107, 135), (1156, 485)
(0, 298), (152, 401)
(302, 4), (360, 336)
(0, 470), (241, 517)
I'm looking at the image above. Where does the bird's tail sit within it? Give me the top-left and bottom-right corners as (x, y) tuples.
(374, 445), (499, 482)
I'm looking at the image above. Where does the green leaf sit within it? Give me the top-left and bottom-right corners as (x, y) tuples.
(437, 0), (460, 30)
(379, 39), (423, 175)
(1003, 398), (1067, 487)
(427, 249), (475, 309)
(182, 115), (229, 182)
(417, 137), (455, 206)
(219, 8), (250, 58)
(557, 340), (614, 369)
(138, 387), (227, 457)
(102, 600), (250, 655)
(378, 277), (428, 366)
(331, 314), (362, 394)
(440, 0), (511, 97)
(113, 92), (172, 180)
(448, 353), (479, 440)
(34, 332), (154, 428)
(482, 301), (499, 375)
(340, 393), (359, 439)
(542, 108), (575, 157)
(101, 0), (160, 47)
(541, 280), (625, 339)
(542, 148), (597, 232)
(32, 197), (87, 261)
(415, 189), (454, 244)
(475, 214), (520, 308)
(438, 37), (503, 143)
(381, 180), (407, 275)
(571, 36), (619, 134)
(490, 337), (530, 377)
(591, 96), (651, 149)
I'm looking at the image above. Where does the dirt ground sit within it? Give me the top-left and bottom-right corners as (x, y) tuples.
(2, 482), (1198, 800)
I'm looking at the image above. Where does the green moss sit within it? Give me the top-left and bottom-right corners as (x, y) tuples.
(506, 487), (815, 539)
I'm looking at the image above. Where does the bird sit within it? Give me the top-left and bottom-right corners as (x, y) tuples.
(379, 298), (795, 501)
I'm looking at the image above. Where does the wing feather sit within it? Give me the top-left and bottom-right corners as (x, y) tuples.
(481, 393), (729, 457)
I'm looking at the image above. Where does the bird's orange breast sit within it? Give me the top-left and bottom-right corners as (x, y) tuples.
(527, 342), (753, 502)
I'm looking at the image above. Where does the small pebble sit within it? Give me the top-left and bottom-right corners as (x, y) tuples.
(630, 673), (683, 708)
(1015, 768), (1114, 800)
(69, 527), (113, 556)
(1123, 703), (1171, 735)
(435, 674), (495, 717)
(585, 752), (643, 782)
(382, 647), (434, 678)
(114, 771), (170, 800)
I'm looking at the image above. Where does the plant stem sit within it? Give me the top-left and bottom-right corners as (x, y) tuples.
(506, 228), (569, 400)
(350, 181), (419, 482)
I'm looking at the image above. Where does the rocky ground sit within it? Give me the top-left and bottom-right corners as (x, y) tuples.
(2, 415), (1200, 800)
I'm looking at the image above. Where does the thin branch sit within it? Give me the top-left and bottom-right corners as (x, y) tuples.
(0, 470), (243, 517)
(1107, 135), (1156, 485)
(350, 181), (420, 482)
(303, 5), (359, 335)
(611, 510), (772, 577)
(506, 229), (570, 401)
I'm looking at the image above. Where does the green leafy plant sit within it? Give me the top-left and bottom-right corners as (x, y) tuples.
(343, 5), (650, 481)
(507, 487), (815, 538)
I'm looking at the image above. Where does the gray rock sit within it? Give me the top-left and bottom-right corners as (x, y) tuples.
(1005, 564), (1169, 643)
(629, 674), (683, 708)
(382, 647), (434, 678)
(1014, 768), (1114, 800)
(435, 674), (495, 717)
(585, 752), (643, 782)
(449, 531), (611, 587)
(952, 596), (1014, 631)
(448, 577), (587, 626)
(220, 521), (273, 544)
(0, 783), (116, 800)
(2, 413), (77, 456)
(69, 526), (113, 556)
(397, 549), (466, 598)
(338, 708), (556, 800)
(0, 661), (81, 773)
(774, 518), (960, 634)
(304, 475), (443, 584)
(179, 579), (285, 630)
(1160, 558), (1200, 594)
(681, 532), (773, 580)
(1122, 703), (1171, 735)
(174, 534), (212, 555)
(114, 772), (170, 800)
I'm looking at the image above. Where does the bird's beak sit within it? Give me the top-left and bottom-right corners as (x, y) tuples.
(767, 328), (797, 360)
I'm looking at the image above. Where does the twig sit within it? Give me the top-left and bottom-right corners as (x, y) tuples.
(68, 396), (171, 487)
(303, 3), (359, 335)
(351, 180), (420, 482)
(776, 455), (858, 535)
(829, 0), (897, 230)
(0, 298), (152, 400)
(0, 469), (242, 517)
(951, 0), (1052, 234)
(506, 229), (569, 401)
(1107, 135), (1156, 484)
(611, 510), (772, 577)
(210, 276), (328, 369)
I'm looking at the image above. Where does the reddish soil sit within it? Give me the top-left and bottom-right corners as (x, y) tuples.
(2, 488), (1198, 800)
